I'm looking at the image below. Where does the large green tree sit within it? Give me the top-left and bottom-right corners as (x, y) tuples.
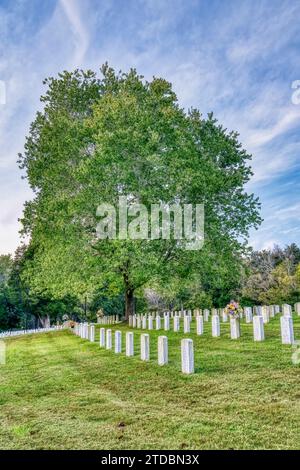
(19, 65), (261, 318)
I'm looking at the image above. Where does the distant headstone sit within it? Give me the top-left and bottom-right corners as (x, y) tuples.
(173, 316), (180, 332)
(282, 304), (292, 317)
(158, 336), (168, 366)
(126, 332), (134, 356)
(294, 302), (300, 315)
(141, 334), (150, 361)
(262, 306), (270, 324)
(253, 315), (265, 341)
(212, 315), (220, 337)
(148, 316), (153, 330)
(280, 316), (294, 344)
(164, 314), (170, 331)
(115, 331), (122, 353)
(196, 315), (204, 335)
(245, 307), (253, 324)
(99, 328), (105, 347)
(106, 329), (112, 349)
(255, 306), (262, 316)
(221, 309), (228, 323)
(230, 318), (240, 339)
(184, 316), (190, 333)
(156, 316), (161, 330)
(203, 309), (210, 322)
(90, 324), (95, 342)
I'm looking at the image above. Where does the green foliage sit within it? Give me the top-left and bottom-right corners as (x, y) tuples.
(18, 65), (261, 317)
(241, 244), (300, 305)
(0, 246), (82, 331)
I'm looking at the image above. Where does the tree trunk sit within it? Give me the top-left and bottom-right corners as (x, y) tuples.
(125, 287), (135, 320)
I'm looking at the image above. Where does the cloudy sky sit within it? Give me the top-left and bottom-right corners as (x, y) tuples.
(0, 0), (300, 254)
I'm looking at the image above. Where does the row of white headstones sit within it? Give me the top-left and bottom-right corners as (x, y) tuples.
(73, 323), (194, 374)
(128, 303), (298, 344)
(97, 315), (120, 325)
(0, 326), (64, 339)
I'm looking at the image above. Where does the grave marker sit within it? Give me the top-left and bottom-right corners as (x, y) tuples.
(181, 339), (194, 374)
(158, 336), (168, 366)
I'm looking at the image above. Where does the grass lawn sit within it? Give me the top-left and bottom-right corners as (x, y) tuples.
(0, 316), (300, 450)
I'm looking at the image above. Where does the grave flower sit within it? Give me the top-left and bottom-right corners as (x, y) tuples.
(225, 300), (241, 319)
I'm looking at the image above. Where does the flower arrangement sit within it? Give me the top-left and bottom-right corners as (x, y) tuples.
(225, 300), (241, 319)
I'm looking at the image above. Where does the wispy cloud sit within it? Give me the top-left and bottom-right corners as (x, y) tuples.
(60, 0), (90, 67)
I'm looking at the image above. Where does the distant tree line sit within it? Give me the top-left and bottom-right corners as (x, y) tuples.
(240, 243), (300, 306)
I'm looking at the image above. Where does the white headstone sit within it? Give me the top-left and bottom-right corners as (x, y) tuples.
(173, 316), (180, 332)
(196, 315), (204, 335)
(126, 332), (134, 356)
(256, 306), (262, 316)
(230, 318), (240, 339)
(295, 302), (300, 315)
(253, 315), (264, 341)
(115, 331), (122, 353)
(141, 334), (150, 361)
(90, 324), (95, 342)
(282, 304), (292, 317)
(158, 336), (168, 366)
(137, 316), (141, 329)
(204, 309), (210, 322)
(142, 316), (147, 329)
(262, 307), (270, 324)
(164, 315), (170, 331)
(128, 315), (133, 327)
(245, 307), (253, 323)
(99, 328), (105, 347)
(155, 316), (161, 330)
(132, 316), (137, 328)
(181, 339), (194, 374)
(148, 316), (153, 330)
(184, 315), (190, 333)
(221, 310), (228, 322)
(280, 316), (294, 344)
(212, 315), (220, 337)
(106, 329), (112, 349)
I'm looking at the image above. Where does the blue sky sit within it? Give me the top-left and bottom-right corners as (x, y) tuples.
(0, 0), (300, 254)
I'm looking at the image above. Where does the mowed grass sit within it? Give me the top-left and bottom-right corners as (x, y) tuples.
(0, 315), (300, 450)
